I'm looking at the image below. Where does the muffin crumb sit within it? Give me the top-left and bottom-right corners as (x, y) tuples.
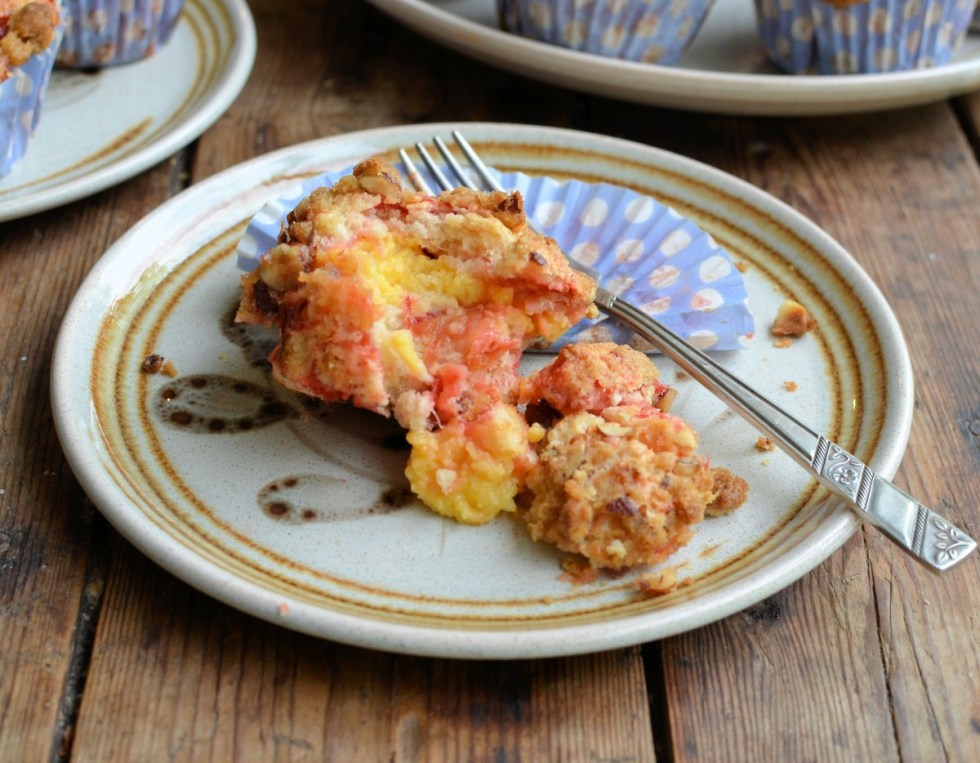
(706, 467), (749, 517)
(772, 299), (816, 337)
(636, 568), (678, 598)
(142, 354), (178, 377)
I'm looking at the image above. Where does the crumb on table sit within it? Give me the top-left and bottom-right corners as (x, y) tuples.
(783, 380), (798, 392)
(756, 436), (776, 452)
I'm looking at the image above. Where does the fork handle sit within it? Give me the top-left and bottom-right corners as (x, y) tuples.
(598, 290), (977, 573)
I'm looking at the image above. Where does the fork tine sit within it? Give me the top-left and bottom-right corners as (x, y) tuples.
(433, 136), (480, 191)
(411, 142), (454, 193)
(452, 131), (505, 193)
(398, 148), (434, 195)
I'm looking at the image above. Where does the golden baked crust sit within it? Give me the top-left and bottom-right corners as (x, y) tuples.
(523, 405), (714, 570)
(520, 342), (671, 415)
(0, 1), (58, 81)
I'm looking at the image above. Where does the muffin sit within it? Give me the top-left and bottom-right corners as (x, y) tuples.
(237, 158), (597, 524)
(56, 0), (185, 68)
(237, 164), (748, 566)
(497, 0), (716, 66)
(0, 0), (62, 177)
(754, 0), (976, 74)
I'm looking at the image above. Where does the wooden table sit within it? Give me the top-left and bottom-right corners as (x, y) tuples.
(2, 1), (978, 760)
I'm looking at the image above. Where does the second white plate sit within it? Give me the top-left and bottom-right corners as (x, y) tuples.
(366, 0), (980, 115)
(0, 0), (256, 222)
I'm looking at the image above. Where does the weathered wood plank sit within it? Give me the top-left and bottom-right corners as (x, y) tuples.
(0, 160), (181, 759)
(72, 538), (655, 762)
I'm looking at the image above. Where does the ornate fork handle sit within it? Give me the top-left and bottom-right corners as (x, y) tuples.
(602, 295), (976, 572)
(405, 131), (977, 573)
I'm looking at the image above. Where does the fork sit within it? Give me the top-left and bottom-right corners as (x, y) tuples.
(399, 131), (976, 574)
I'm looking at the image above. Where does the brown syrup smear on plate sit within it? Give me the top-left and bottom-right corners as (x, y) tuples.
(258, 475), (415, 524)
(150, 295), (417, 519)
(154, 374), (296, 433)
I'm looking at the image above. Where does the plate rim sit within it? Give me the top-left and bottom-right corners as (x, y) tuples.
(50, 122), (914, 659)
(0, 0), (257, 223)
(365, 0), (980, 116)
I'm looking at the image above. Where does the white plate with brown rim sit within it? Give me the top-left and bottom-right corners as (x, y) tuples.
(50, 122), (913, 659)
(365, 0), (980, 116)
(0, 0), (256, 223)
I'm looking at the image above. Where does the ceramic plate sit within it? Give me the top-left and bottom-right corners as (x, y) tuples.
(0, 0), (256, 223)
(365, 0), (980, 116)
(51, 123), (913, 659)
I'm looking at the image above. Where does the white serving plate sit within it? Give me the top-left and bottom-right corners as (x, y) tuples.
(51, 123), (913, 659)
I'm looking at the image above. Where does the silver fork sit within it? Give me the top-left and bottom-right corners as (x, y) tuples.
(399, 131), (976, 574)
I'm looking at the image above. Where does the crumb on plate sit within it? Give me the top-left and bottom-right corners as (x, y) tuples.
(141, 354), (178, 377)
(772, 299), (816, 337)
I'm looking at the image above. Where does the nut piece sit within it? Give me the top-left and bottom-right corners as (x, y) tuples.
(772, 299), (817, 337)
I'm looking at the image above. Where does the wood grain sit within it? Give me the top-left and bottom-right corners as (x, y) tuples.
(3, 0), (979, 760)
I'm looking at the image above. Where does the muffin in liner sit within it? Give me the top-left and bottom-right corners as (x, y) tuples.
(56, 0), (186, 68)
(754, 0), (976, 74)
(496, 0), (716, 66)
(1, 2), (63, 178)
(236, 164), (754, 353)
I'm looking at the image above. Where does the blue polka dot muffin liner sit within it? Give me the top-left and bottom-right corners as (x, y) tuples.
(235, 166), (755, 353)
(0, 8), (63, 178)
(754, 0), (976, 74)
(496, 0), (716, 66)
(56, 0), (185, 68)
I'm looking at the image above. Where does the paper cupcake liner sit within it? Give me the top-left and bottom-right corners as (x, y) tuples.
(236, 165), (755, 353)
(496, 0), (716, 66)
(0, 19), (63, 178)
(754, 0), (975, 74)
(56, 0), (185, 68)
